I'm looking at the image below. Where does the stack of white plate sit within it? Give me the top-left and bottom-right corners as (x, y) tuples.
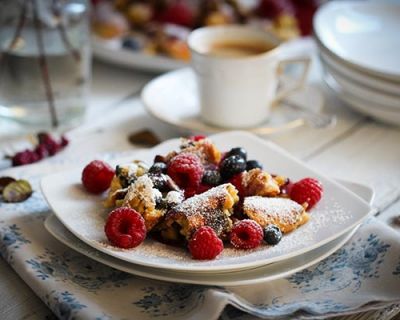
(313, 1), (400, 126)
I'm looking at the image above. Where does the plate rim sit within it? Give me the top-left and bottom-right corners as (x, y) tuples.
(317, 44), (400, 95)
(319, 52), (400, 101)
(91, 36), (186, 72)
(324, 73), (400, 117)
(40, 131), (373, 272)
(313, 1), (400, 82)
(44, 214), (358, 286)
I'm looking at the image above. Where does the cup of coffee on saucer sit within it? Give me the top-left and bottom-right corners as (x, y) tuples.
(188, 25), (310, 129)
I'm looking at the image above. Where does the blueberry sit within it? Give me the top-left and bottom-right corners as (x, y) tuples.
(220, 155), (246, 179)
(149, 174), (168, 191)
(149, 162), (167, 174)
(202, 170), (221, 186)
(227, 147), (247, 161)
(122, 38), (142, 51)
(263, 225), (282, 245)
(246, 160), (263, 171)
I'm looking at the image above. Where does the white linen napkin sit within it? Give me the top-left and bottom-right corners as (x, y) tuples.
(1, 160), (399, 320)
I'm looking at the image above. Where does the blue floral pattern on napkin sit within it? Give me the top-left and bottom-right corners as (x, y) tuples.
(44, 290), (86, 319)
(26, 248), (131, 292)
(393, 257), (400, 276)
(0, 223), (31, 264)
(0, 165), (399, 320)
(288, 233), (390, 292)
(133, 285), (206, 317)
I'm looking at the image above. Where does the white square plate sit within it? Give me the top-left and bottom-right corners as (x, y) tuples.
(41, 132), (372, 272)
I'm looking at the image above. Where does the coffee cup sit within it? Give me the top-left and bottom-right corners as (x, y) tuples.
(188, 25), (310, 128)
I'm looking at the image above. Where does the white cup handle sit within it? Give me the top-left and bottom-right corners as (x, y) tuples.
(272, 57), (311, 105)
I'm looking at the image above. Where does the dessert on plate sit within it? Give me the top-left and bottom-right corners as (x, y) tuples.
(81, 135), (323, 260)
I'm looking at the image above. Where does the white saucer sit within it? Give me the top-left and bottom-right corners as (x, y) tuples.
(141, 68), (325, 135)
(44, 179), (373, 286)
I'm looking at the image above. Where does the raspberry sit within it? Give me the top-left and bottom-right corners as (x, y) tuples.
(105, 207), (146, 249)
(11, 149), (40, 166)
(189, 135), (206, 142)
(82, 160), (115, 194)
(154, 1), (194, 27)
(9, 132), (68, 167)
(230, 219), (263, 249)
(228, 173), (245, 198)
(184, 184), (211, 198)
(290, 177), (323, 209)
(37, 132), (61, 155)
(34, 144), (48, 160)
(292, 0), (318, 35)
(167, 153), (204, 189)
(188, 226), (223, 260)
(256, 0), (295, 19)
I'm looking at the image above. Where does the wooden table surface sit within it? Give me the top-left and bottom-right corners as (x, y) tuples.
(0, 48), (399, 319)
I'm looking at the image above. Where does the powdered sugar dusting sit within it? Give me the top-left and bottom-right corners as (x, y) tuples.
(165, 190), (184, 206)
(243, 197), (304, 227)
(172, 184), (233, 218)
(82, 181), (357, 268)
(123, 175), (160, 207)
(165, 184), (235, 238)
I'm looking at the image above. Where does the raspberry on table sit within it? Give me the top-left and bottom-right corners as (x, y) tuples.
(167, 153), (204, 189)
(82, 160), (115, 194)
(230, 219), (263, 249)
(34, 144), (49, 160)
(188, 226), (223, 260)
(290, 177), (323, 209)
(104, 207), (146, 249)
(12, 149), (40, 166)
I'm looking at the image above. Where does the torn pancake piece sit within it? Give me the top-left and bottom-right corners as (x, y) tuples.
(161, 183), (239, 241)
(243, 196), (309, 233)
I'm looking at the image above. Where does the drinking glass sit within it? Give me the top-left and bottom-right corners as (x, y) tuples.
(0, 0), (91, 128)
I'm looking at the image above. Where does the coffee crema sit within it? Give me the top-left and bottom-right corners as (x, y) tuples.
(204, 41), (275, 57)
